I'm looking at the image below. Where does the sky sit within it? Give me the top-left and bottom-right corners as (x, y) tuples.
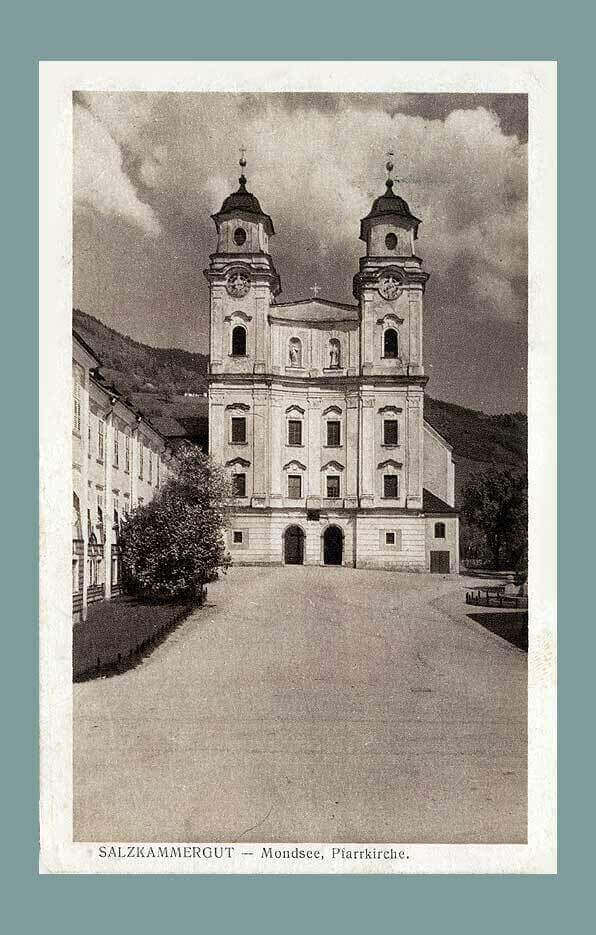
(73, 91), (527, 413)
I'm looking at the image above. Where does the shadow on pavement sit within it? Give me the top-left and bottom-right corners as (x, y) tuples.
(467, 610), (528, 652)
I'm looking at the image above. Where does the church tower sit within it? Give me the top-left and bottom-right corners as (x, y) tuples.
(204, 154), (280, 378)
(353, 155), (428, 378)
(353, 157), (429, 511)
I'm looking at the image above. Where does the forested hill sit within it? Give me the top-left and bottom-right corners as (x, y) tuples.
(73, 308), (209, 397)
(73, 309), (527, 499)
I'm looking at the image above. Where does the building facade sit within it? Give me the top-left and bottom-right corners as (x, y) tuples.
(72, 331), (173, 621)
(206, 163), (459, 572)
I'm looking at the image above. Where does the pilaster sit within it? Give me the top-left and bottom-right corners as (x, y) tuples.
(359, 393), (376, 505)
(345, 394), (359, 507)
(306, 395), (322, 508)
(251, 387), (269, 504)
(406, 393), (423, 508)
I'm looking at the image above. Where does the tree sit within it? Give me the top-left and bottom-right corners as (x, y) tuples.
(461, 467), (527, 570)
(119, 444), (231, 602)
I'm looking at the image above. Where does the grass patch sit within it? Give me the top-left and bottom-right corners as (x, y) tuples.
(73, 594), (196, 681)
(467, 610), (528, 652)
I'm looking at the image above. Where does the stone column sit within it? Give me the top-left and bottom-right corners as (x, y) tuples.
(306, 395), (321, 508)
(345, 393), (359, 507)
(359, 393), (376, 506)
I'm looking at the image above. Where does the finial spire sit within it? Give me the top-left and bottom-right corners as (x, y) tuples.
(238, 146), (247, 189)
(385, 151), (398, 192)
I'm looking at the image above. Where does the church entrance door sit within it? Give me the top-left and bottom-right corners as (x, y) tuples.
(323, 526), (343, 566)
(284, 525), (305, 565)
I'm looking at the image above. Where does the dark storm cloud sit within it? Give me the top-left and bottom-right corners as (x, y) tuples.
(73, 91), (528, 413)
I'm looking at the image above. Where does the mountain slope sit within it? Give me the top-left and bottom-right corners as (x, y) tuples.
(73, 310), (527, 503)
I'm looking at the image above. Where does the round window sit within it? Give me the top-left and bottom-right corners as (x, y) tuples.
(234, 227), (247, 246)
(385, 232), (398, 250)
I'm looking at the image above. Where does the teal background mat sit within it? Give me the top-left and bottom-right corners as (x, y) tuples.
(2, 0), (589, 927)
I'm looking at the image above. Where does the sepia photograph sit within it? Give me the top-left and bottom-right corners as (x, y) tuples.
(40, 61), (556, 873)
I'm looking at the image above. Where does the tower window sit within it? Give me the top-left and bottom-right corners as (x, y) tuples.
(233, 530), (243, 544)
(383, 328), (399, 358)
(383, 419), (398, 446)
(385, 232), (398, 250)
(231, 325), (247, 356)
(383, 475), (399, 499)
(233, 227), (247, 246)
(288, 419), (303, 446)
(232, 473), (246, 498)
(434, 522), (446, 539)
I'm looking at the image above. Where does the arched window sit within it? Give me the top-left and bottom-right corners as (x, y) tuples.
(329, 338), (341, 368)
(231, 325), (247, 356)
(288, 337), (302, 368)
(383, 328), (398, 358)
(434, 522), (446, 539)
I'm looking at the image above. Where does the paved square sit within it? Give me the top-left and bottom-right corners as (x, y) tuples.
(74, 567), (527, 842)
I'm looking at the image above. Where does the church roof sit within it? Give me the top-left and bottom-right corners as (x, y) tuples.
(360, 179), (421, 241)
(423, 488), (458, 515)
(270, 298), (359, 323)
(212, 174), (275, 236)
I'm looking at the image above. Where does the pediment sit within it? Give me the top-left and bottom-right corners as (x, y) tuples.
(270, 298), (359, 324)
(285, 405), (305, 415)
(378, 459), (403, 470)
(283, 459), (307, 472)
(378, 405), (402, 414)
(226, 457), (251, 468)
(377, 313), (404, 326)
(322, 405), (342, 416)
(224, 310), (253, 323)
(225, 402), (250, 411)
(321, 460), (344, 472)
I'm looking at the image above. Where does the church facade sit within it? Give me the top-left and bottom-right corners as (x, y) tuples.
(205, 162), (459, 572)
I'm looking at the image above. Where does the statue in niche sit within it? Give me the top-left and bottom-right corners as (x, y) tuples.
(329, 340), (341, 369)
(289, 339), (301, 367)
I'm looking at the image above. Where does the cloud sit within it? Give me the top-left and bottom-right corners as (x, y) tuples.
(73, 102), (161, 236)
(73, 92), (528, 410)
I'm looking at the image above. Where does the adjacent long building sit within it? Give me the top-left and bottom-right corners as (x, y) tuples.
(206, 164), (459, 571)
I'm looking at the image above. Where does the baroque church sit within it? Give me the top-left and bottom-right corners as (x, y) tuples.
(205, 157), (459, 572)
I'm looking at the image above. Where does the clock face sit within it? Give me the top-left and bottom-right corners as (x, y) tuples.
(379, 274), (402, 301)
(226, 271), (250, 298)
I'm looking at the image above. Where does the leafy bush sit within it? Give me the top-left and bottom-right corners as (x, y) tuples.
(461, 467), (528, 570)
(119, 445), (231, 601)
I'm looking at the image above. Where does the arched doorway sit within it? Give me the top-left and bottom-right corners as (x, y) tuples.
(323, 525), (343, 566)
(284, 525), (305, 565)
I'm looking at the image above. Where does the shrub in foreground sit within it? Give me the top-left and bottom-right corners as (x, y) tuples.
(120, 445), (231, 602)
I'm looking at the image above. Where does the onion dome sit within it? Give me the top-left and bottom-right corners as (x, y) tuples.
(360, 174), (421, 242)
(212, 158), (275, 236)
